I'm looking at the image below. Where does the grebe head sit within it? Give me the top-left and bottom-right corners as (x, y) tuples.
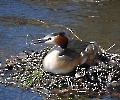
(34, 32), (68, 49)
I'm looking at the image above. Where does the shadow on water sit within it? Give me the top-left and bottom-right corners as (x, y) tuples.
(0, 0), (120, 100)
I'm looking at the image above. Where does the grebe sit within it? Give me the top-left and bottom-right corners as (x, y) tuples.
(33, 32), (99, 74)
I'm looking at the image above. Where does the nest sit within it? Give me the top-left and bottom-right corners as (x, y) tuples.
(0, 43), (120, 99)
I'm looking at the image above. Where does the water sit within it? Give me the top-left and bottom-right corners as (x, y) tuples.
(0, 0), (120, 100)
(0, 85), (42, 100)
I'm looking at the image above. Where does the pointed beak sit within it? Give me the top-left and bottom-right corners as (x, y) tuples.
(32, 38), (47, 44)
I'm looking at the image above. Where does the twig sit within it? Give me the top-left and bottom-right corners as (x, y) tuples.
(106, 44), (115, 52)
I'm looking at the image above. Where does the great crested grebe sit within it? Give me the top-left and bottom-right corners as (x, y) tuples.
(33, 32), (99, 75)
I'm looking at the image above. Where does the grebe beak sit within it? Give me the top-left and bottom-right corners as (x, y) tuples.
(32, 38), (47, 44)
(32, 35), (54, 45)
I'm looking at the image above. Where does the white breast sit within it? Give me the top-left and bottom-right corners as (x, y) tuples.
(43, 49), (60, 73)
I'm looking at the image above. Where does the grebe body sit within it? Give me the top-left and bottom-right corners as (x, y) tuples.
(34, 32), (99, 74)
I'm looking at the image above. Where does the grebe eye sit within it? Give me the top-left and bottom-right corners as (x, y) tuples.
(48, 38), (51, 40)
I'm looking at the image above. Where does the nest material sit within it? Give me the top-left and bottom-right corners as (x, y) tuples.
(1, 44), (120, 99)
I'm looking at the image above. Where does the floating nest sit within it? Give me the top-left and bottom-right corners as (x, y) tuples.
(0, 40), (120, 100)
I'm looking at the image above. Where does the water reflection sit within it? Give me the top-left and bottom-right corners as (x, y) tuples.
(23, 0), (117, 4)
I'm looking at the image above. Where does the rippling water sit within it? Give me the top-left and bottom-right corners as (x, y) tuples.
(0, 0), (120, 100)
